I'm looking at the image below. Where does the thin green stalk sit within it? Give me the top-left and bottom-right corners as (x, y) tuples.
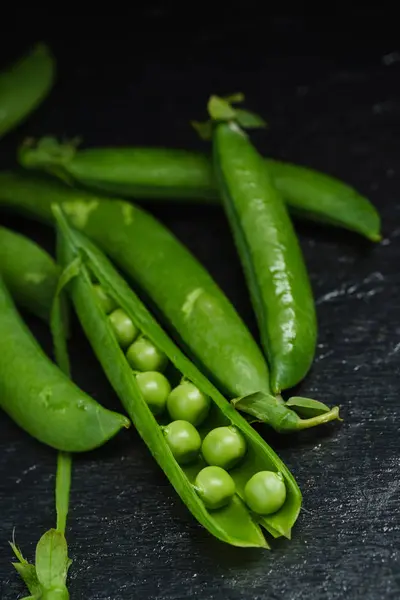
(55, 452), (72, 536)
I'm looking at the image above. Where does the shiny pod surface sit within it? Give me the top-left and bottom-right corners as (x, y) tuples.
(213, 122), (317, 392)
(0, 171), (271, 398)
(54, 208), (302, 547)
(0, 276), (129, 451)
(19, 140), (381, 241)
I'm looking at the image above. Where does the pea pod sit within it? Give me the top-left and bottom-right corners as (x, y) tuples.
(0, 170), (271, 399)
(0, 44), (55, 139)
(0, 225), (340, 433)
(53, 205), (303, 546)
(0, 274), (129, 451)
(18, 137), (381, 241)
(0, 225), (59, 321)
(209, 97), (317, 393)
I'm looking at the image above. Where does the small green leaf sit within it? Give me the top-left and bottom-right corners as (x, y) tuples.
(233, 392), (341, 431)
(10, 541), (42, 596)
(207, 95), (237, 121)
(35, 529), (70, 590)
(191, 120), (213, 141)
(286, 396), (332, 418)
(234, 108), (267, 129)
(222, 92), (245, 104)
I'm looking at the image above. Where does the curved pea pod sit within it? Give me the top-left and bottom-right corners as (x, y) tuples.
(211, 113), (317, 393)
(0, 225), (60, 321)
(53, 206), (302, 547)
(0, 44), (55, 139)
(264, 159), (381, 242)
(19, 137), (217, 201)
(0, 227), (340, 433)
(18, 138), (381, 242)
(0, 275), (130, 451)
(0, 171), (271, 399)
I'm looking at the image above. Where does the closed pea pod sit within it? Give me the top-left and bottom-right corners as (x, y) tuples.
(18, 138), (381, 241)
(0, 171), (271, 400)
(0, 274), (129, 452)
(0, 44), (55, 139)
(0, 225), (60, 321)
(53, 205), (303, 546)
(209, 96), (317, 393)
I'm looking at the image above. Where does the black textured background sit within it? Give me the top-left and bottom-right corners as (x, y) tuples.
(0, 11), (399, 600)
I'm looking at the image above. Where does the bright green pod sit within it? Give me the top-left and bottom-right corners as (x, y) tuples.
(18, 138), (381, 241)
(0, 195), (340, 432)
(53, 205), (303, 547)
(0, 44), (55, 139)
(211, 114), (317, 393)
(0, 171), (271, 399)
(0, 225), (59, 321)
(0, 275), (129, 452)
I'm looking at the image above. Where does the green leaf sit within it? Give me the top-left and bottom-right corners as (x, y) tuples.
(191, 120), (213, 141)
(207, 95), (237, 121)
(233, 392), (341, 431)
(10, 541), (41, 596)
(234, 108), (267, 129)
(286, 396), (332, 418)
(222, 92), (245, 104)
(35, 529), (70, 590)
(232, 391), (301, 432)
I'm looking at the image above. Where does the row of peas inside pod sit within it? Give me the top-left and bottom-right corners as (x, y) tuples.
(94, 282), (287, 515)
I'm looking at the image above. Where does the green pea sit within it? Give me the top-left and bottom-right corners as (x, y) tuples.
(201, 426), (246, 470)
(126, 337), (167, 372)
(244, 471), (287, 515)
(167, 381), (211, 426)
(108, 308), (139, 348)
(93, 283), (118, 314)
(163, 420), (201, 464)
(135, 371), (171, 416)
(195, 466), (235, 510)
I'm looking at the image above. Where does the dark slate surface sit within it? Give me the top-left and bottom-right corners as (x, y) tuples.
(0, 12), (399, 600)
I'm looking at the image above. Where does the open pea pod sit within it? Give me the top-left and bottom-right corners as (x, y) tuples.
(53, 205), (302, 547)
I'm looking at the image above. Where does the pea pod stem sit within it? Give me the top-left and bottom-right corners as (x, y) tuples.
(53, 205), (304, 547)
(18, 137), (381, 241)
(232, 393), (341, 433)
(10, 269), (73, 600)
(0, 274), (129, 452)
